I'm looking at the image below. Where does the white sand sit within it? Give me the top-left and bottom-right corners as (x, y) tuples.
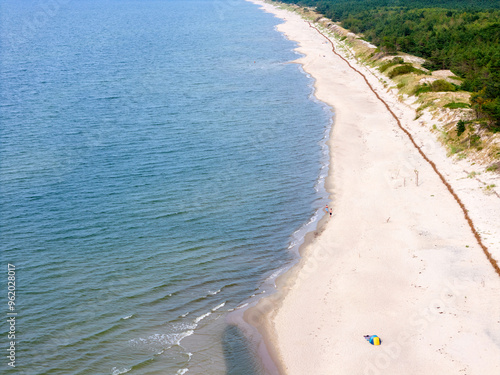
(246, 1), (500, 374)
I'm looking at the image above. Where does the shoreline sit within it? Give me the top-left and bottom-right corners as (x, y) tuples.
(244, 1), (500, 374)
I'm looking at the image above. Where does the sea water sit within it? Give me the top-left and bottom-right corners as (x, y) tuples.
(0, 0), (331, 374)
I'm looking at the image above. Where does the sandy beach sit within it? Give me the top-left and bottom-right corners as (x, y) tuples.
(246, 1), (500, 374)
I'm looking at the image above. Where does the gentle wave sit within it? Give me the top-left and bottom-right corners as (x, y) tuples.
(129, 329), (195, 353)
(194, 312), (211, 324)
(111, 367), (131, 375)
(212, 302), (226, 311)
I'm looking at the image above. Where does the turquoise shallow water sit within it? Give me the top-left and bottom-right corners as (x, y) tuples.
(0, 0), (331, 374)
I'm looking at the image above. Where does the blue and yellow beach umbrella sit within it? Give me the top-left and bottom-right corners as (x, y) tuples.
(365, 335), (381, 345)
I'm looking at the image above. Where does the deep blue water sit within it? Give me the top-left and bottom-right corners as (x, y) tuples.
(0, 0), (331, 374)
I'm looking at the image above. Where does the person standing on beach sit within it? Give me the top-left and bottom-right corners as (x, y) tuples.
(325, 204), (329, 213)
(329, 208), (332, 217)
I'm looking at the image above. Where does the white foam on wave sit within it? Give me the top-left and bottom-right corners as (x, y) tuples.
(286, 210), (322, 253)
(121, 314), (133, 320)
(175, 330), (194, 346)
(128, 327), (195, 352)
(208, 288), (221, 296)
(193, 301), (226, 324)
(111, 367), (131, 375)
(212, 302), (225, 311)
(176, 369), (189, 375)
(194, 311), (211, 324)
(265, 268), (285, 283)
(288, 215), (316, 250)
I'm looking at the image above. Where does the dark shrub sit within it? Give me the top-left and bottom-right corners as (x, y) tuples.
(388, 65), (425, 78)
(456, 120), (466, 136)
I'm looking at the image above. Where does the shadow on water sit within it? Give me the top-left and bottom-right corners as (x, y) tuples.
(223, 324), (265, 375)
